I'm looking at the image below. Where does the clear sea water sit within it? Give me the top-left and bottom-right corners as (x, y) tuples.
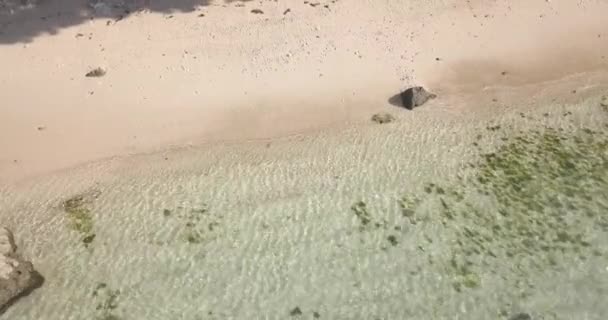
(1, 96), (607, 320)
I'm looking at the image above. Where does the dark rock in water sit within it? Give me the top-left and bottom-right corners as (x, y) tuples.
(400, 86), (437, 110)
(0, 227), (44, 314)
(509, 313), (532, 320)
(289, 306), (302, 316)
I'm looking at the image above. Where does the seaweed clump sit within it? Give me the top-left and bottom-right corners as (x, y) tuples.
(62, 190), (100, 248)
(438, 124), (608, 291)
(92, 282), (122, 320)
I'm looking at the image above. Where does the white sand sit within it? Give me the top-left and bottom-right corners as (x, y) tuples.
(1, 1), (608, 319)
(1, 0), (607, 183)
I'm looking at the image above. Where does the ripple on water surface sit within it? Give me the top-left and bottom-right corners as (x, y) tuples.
(1, 98), (608, 319)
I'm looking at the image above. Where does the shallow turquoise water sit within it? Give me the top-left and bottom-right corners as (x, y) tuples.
(1, 97), (607, 319)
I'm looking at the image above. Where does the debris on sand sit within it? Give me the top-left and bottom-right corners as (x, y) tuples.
(400, 86), (437, 110)
(251, 9), (264, 14)
(85, 67), (106, 78)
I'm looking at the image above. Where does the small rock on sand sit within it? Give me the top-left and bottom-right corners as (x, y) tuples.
(0, 227), (43, 313)
(371, 113), (395, 124)
(400, 86), (437, 110)
(85, 67), (106, 78)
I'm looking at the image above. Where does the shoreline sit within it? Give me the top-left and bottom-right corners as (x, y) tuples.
(3, 77), (607, 193)
(3, 68), (608, 188)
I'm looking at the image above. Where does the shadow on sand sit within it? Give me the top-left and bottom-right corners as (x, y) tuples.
(388, 92), (406, 108)
(0, 0), (250, 43)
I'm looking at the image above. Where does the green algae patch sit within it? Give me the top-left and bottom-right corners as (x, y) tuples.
(62, 190), (100, 248)
(351, 109), (608, 294)
(398, 195), (421, 219)
(351, 200), (392, 232)
(439, 122), (608, 291)
(63, 196), (93, 234)
(92, 282), (122, 320)
(161, 204), (223, 245)
(351, 201), (372, 228)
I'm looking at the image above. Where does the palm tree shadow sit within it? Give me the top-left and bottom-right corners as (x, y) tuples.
(0, 0), (253, 44)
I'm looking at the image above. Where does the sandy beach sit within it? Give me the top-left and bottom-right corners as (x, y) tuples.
(1, 0), (608, 319)
(1, 0), (607, 183)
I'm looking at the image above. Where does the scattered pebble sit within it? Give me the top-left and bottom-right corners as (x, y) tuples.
(85, 67), (106, 78)
(371, 113), (395, 124)
(251, 9), (264, 14)
(284, 8), (291, 15)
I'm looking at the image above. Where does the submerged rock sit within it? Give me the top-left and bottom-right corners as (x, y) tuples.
(0, 227), (43, 313)
(509, 312), (532, 320)
(400, 86), (437, 110)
